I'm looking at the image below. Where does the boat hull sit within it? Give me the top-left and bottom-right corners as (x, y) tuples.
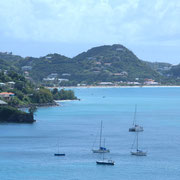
(92, 149), (110, 153)
(96, 161), (114, 165)
(129, 126), (143, 132)
(131, 151), (147, 156)
(54, 153), (66, 156)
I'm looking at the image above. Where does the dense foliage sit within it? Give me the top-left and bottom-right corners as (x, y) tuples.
(0, 106), (34, 123)
(52, 88), (77, 100)
(0, 71), (77, 106)
(0, 44), (166, 84)
(1, 44), (180, 85)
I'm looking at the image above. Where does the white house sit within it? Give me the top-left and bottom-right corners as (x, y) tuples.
(58, 79), (69, 83)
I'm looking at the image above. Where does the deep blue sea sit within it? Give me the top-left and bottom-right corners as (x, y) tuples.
(0, 87), (180, 180)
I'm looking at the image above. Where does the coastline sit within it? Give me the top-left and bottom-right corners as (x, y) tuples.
(46, 85), (180, 89)
(17, 101), (59, 109)
(55, 99), (80, 102)
(17, 99), (79, 109)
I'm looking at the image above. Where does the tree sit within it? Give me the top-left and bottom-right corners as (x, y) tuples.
(29, 105), (37, 116)
(52, 88), (58, 95)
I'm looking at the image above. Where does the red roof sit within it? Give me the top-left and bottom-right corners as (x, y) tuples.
(0, 92), (14, 95)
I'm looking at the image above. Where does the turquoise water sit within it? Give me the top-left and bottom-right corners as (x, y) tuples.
(0, 87), (180, 180)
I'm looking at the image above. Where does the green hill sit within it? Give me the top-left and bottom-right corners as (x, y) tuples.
(0, 52), (22, 71)
(0, 44), (166, 85)
(144, 61), (172, 74)
(168, 64), (180, 77)
(72, 44), (161, 83)
(17, 54), (75, 81)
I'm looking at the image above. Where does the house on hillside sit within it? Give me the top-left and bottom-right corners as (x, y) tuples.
(120, 71), (128, 76)
(0, 83), (6, 87)
(22, 66), (32, 71)
(0, 92), (15, 100)
(113, 71), (128, 76)
(144, 79), (159, 85)
(47, 73), (58, 79)
(24, 71), (29, 77)
(62, 73), (71, 76)
(116, 48), (125, 51)
(58, 79), (69, 83)
(98, 82), (113, 86)
(6, 81), (15, 89)
(94, 62), (101, 65)
(0, 100), (7, 106)
(43, 78), (55, 82)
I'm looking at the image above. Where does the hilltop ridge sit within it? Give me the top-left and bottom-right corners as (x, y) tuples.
(0, 44), (179, 85)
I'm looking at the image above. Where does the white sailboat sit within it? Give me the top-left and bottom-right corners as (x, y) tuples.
(96, 139), (114, 165)
(129, 105), (143, 132)
(131, 132), (147, 156)
(92, 121), (110, 153)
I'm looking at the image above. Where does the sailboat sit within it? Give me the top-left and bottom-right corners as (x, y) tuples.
(131, 132), (147, 156)
(129, 105), (143, 132)
(92, 121), (110, 153)
(54, 139), (65, 156)
(96, 139), (115, 165)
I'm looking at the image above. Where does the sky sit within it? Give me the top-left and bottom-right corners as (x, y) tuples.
(0, 0), (180, 64)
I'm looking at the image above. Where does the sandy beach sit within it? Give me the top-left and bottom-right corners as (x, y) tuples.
(47, 85), (180, 89)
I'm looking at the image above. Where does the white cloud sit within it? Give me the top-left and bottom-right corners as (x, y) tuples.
(0, 0), (180, 46)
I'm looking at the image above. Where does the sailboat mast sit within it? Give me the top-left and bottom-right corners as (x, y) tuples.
(133, 105), (137, 125)
(58, 139), (60, 154)
(99, 121), (103, 148)
(136, 132), (139, 151)
(103, 138), (105, 160)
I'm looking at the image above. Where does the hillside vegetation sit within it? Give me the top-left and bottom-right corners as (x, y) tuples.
(0, 106), (35, 123)
(0, 71), (77, 107)
(0, 44), (179, 85)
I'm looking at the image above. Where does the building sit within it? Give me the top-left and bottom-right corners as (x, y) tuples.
(98, 82), (113, 85)
(113, 73), (122, 76)
(113, 71), (128, 76)
(144, 79), (159, 85)
(120, 71), (128, 76)
(24, 71), (29, 76)
(47, 73), (58, 78)
(0, 92), (15, 100)
(21, 66), (32, 71)
(62, 73), (71, 76)
(77, 83), (87, 87)
(94, 62), (101, 65)
(116, 48), (125, 51)
(0, 100), (8, 106)
(43, 78), (55, 82)
(0, 83), (6, 87)
(6, 81), (15, 88)
(127, 82), (141, 85)
(58, 79), (69, 83)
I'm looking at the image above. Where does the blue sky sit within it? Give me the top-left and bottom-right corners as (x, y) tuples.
(0, 0), (180, 64)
